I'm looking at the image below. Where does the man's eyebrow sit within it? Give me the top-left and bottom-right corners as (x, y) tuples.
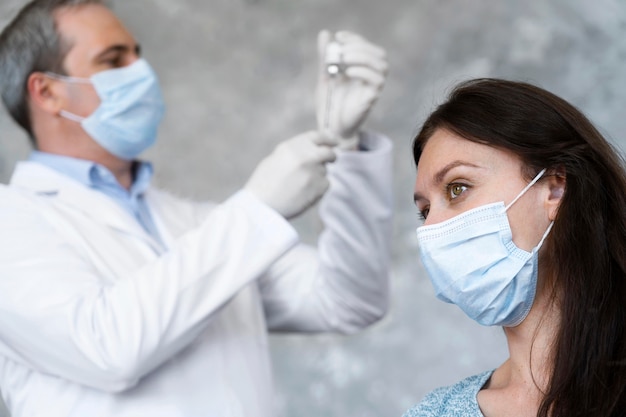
(94, 43), (141, 61)
(413, 160), (483, 203)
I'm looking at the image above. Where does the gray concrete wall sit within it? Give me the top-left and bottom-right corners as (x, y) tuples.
(0, 1), (625, 416)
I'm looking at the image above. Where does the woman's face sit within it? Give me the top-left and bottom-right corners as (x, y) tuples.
(414, 128), (553, 252)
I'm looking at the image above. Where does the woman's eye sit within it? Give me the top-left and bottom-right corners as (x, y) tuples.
(447, 183), (468, 200)
(417, 207), (429, 221)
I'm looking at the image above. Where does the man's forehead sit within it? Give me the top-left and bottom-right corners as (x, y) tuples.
(54, 3), (133, 45)
(54, 4), (136, 61)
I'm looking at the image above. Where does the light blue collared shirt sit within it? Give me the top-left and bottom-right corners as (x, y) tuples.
(29, 151), (164, 248)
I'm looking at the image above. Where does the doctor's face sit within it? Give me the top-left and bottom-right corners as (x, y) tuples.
(52, 4), (141, 116)
(413, 128), (552, 252)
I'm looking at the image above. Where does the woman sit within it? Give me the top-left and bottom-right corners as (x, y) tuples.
(405, 78), (626, 417)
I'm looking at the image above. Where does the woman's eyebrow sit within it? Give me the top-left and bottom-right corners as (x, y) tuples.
(433, 160), (483, 185)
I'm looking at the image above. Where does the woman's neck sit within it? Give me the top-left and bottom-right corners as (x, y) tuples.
(504, 293), (559, 389)
(478, 284), (561, 417)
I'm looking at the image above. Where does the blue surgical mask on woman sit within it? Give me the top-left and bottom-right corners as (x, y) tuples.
(47, 58), (165, 160)
(416, 168), (553, 327)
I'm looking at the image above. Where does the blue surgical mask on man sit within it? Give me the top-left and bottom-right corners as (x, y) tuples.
(416, 168), (553, 327)
(47, 58), (165, 160)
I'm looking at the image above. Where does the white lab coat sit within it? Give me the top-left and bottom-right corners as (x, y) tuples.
(0, 133), (392, 417)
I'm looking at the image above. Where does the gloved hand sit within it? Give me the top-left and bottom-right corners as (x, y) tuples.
(244, 131), (338, 219)
(316, 30), (388, 150)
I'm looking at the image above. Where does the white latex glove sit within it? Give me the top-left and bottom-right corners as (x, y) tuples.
(316, 30), (388, 150)
(244, 131), (338, 219)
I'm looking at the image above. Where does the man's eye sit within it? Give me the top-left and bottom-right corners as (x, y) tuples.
(108, 57), (122, 66)
(101, 55), (123, 67)
(447, 183), (467, 200)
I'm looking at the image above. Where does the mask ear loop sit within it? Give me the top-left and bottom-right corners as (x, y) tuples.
(533, 221), (554, 254)
(44, 73), (92, 122)
(59, 109), (86, 122)
(504, 168), (548, 212)
(44, 72), (92, 84)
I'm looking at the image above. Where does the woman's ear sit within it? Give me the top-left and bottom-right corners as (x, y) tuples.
(27, 72), (64, 115)
(546, 166), (566, 221)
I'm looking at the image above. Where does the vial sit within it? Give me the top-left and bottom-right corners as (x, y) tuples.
(325, 41), (343, 76)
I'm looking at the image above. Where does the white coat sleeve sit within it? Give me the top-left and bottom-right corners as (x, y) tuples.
(0, 188), (297, 393)
(259, 131), (393, 334)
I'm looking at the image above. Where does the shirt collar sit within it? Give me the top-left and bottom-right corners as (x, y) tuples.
(28, 151), (153, 197)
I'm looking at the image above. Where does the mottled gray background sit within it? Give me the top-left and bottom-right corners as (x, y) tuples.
(1, 1), (626, 416)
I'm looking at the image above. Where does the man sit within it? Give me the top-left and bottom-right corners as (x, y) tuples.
(0, 1), (392, 416)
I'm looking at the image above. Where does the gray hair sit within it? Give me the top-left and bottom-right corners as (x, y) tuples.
(0, 0), (109, 143)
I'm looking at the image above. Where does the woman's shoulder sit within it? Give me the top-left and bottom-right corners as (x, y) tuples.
(402, 370), (494, 417)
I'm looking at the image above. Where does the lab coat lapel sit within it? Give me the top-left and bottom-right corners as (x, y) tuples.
(10, 161), (160, 249)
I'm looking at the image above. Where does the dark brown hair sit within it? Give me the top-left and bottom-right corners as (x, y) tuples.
(413, 78), (626, 416)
